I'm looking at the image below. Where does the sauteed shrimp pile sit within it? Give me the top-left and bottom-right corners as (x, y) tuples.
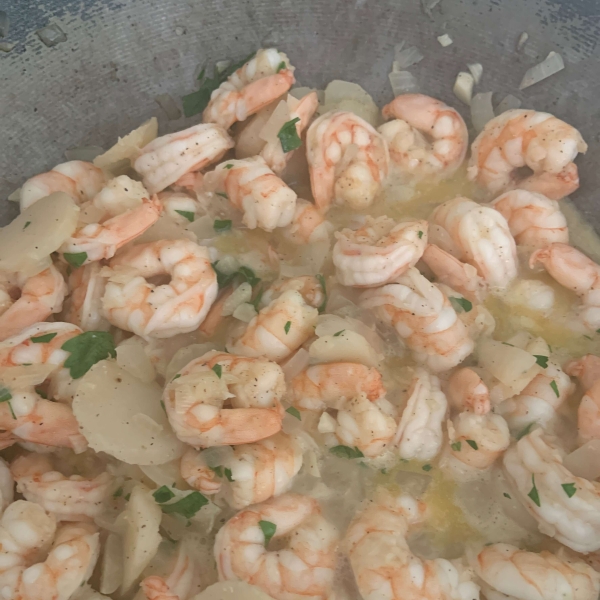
(0, 47), (599, 600)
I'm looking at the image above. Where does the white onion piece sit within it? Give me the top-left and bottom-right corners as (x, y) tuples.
(215, 59), (231, 73)
(517, 32), (529, 51)
(318, 412), (337, 434)
(235, 104), (276, 158)
(281, 348), (310, 381)
(140, 460), (185, 488)
(116, 338), (156, 383)
(100, 532), (123, 594)
(202, 445), (235, 469)
(437, 34), (453, 47)
(214, 255), (240, 275)
(467, 63), (483, 84)
(233, 303), (258, 323)
(394, 45), (424, 69)
(322, 80), (380, 126)
(309, 330), (381, 368)
(316, 314), (383, 353)
(289, 86), (316, 100)
(0, 364), (56, 388)
(470, 92), (495, 133)
(192, 582), (274, 600)
(453, 72), (474, 105)
(75, 584), (111, 600)
(519, 51), (564, 90)
(389, 71), (419, 96)
(65, 145), (104, 162)
(7, 188), (20, 202)
(135, 214), (194, 244)
(563, 440), (600, 480)
(221, 283), (252, 316)
(259, 99), (290, 144)
(165, 343), (215, 381)
(154, 94), (182, 121)
(496, 94), (522, 114)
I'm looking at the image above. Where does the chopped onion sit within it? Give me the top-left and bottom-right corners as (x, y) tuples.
(64, 145), (104, 162)
(470, 92), (495, 133)
(259, 99), (290, 143)
(154, 93), (181, 120)
(519, 51), (564, 90)
(215, 59), (232, 73)
(36, 23), (67, 47)
(7, 187), (20, 202)
(221, 282), (252, 316)
(467, 63), (483, 84)
(316, 314), (383, 353)
(389, 71), (419, 96)
(135, 214), (194, 244)
(233, 302), (258, 323)
(195, 582), (274, 600)
(0, 10), (8, 37)
(453, 72), (474, 105)
(185, 215), (215, 242)
(318, 412), (337, 434)
(517, 32), (529, 51)
(394, 45), (424, 69)
(322, 80), (380, 126)
(309, 330), (381, 368)
(165, 343), (215, 381)
(281, 348), (310, 381)
(495, 94), (522, 115)
(0, 364), (56, 388)
(289, 87), (316, 100)
(437, 34), (453, 47)
(116, 338), (156, 383)
(235, 103), (277, 158)
(563, 440), (600, 480)
(140, 460), (184, 488)
(100, 532), (123, 594)
(216, 255), (240, 275)
(0, 41), (15, 53)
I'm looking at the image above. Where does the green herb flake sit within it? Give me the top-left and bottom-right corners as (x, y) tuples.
(153, 485), (176, 503)
(172, 374), (181, 380)
(0, 385), (12, 408)
(259, 520), (277, 545)
(124, 493), (131, 501)
(503, 492), (511, 499)
(30, 332), (57, 344)
(224, 467), (234, 482)
(561, 482), (577, 498)
(584, 335), (593, 340)
(63, 252), (88, 268)
(61, 331), (117, 379)
(35, 387), (48, 399)
(422, 464), (433, 472)
(212, 364), (222, 379)
(451, 441), (462, 452)
(276, 60), (287, 72)
(502, 342), (515, 347)
(528, 475), (541, 507)
(333, 330), (345, 337)
(113, 487), (124, 498)
(210, 465), (223, 478)
(449, 296), (473, 313)
(160, 400), (167, 414)
(466, 439), (479, 450)
(250, 286), (264, 311)
(277, 117), (302, 153)
(329, 445), (365, 459)
(316, 274), (327, 314)
(286, 406), (301, 420)
(213, 219), (232, 233)
(550, 380), (560, 398)
(284, 321), (291, 335)
(160, 491), (208, 519)
(380, 468), (388, 475)
(418, 230), (423, 239)
(216, 192), (229, 199)
(533, 355), (549, 369)
(175, 210), (195, 223)
(23, 221), (31, 230)
(224, 164), (234, 170)
(516, 422), (535, 440)
(237, 266), (260, 287)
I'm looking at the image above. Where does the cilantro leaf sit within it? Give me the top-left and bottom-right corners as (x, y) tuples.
(213, 219), (232, 232)
(329, 445), (364, 459)
(422, 464), (433, 472)
(250, 285), (264, 311)
(503, 492), (511, 499)
(159, 491), (208, 518)
(216, 192), (229, 199)
(418, 230), (423, 239)
(211, 262), (260, 289)
(237, 266), (260, 287)
(285, 406), (301, 420)
(63, 252), (88, 268)
(259, 520), (276, 545)
(451, 441), (462, 451)
(316, 274), (327, 314)
(528, 475), (541, 507)
(0, 386), (15, 419)
(550, 380), (559, 398)
(276, 60), (287, 72)
(277, 117), (302, 153)
(175, 210), (195, 222)
(30, 332), (57, 344)
(516, 422), (535, 440)
(61, 331), (117, 379)
(212, 364), (222, 379)
(23, 221), (31, 230)
(561, 482), (577, 498)
(113, 487), (124, 498)
(333, 330), (345, 337)
(153, 485), (175, 503)
(224, 163), (234, 169)
(223, 467), (234, 482)
(284, 321), (291, 335)
(449, 296), (473, 313)
(466, 439), (479, 450)
(533, 355), (549, 368)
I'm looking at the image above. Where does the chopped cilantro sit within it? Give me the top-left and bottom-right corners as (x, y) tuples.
(329, 445), (364, 459)
(61, 331), (117, 379)
(213, 219), (232, 232)
(449, 296), (473, 313)
(277, 117), (302, 152)
(286, 406), (301, 420)
(175, 210), (195, 222)
(63, 252), (88, 268)
(30, 332), (57, 344)
(528, 475), (541, 507)
(284, 321), (291, 334)
(533, 355), (549, 368)
(259, 520), (276, 545)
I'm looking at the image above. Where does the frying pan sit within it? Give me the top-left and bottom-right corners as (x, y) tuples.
(1, 0), (599, 228)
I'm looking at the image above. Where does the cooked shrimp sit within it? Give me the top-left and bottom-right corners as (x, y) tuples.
(307, 110), (390, 212)
(470, 543), (600, 600)
(215, 493), (339, 600)
(163, 352), (284, 447)
(359, 268), (474, 372)
(59, 194), (162, 265)
(503, 428), (600, 553)
(344, 488), (480, 600)
(565, 355), (600, 443)
(183, 432), (303, 509)
(0, 265), (67, 341)
(565, 354), (600, 392)
(445, 367), (491, 415)
(134, 123), (233, 194)
(261, 92), (319, 174)
(333, 216), (428, 287)
(90, 174), (150, 217)
(211, 157), (297, 231)
(141, 577), (179, 600)
(157, 191), (202, 226)
(20, 160), (106, 210)
(491, 189), (569, 249)
(432, 197), (518, 289)
(290, 362), (385, 411)
(0, 458), (14, 514)
(394, 368), (447, 461)
(227, 289), (318, 362)
(468, 109), (587, 200)
(421, 244), (487, 303)
(203, 49), (296, 130)
(260, 276), (325, 310)
(530, 243), (600, 333)
(102, 239), (218, 338)
(379, 93), (468, 181)
(281, 199), (334, 245)
(62, 262), (109, 331)
(11, 453), (115, 521)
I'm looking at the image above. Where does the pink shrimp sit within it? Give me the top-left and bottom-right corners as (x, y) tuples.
(445, 367), (491, 415)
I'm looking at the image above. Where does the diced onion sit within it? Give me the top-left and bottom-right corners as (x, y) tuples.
(389, 71), (419, 96)
(519, 51), (564, 90)
(394, 45), (424, 70)
(0, 364), (56, 388)
(289, 87), (316, 100)
(135, 214), (194, 244)
(100, 532), (123, 594)
(309, 330), (381, 368)
(233, 302), (258, 323)
(281, 348), (310, 381)
(453, 72), (474, 105)
(140, 460), (184, 488)
(517, 32), (529, 51)
(467, 63), (483, 84)
(316, 314), (383, 353)
(165, 343), (215, 381)
(185, 215), (215, 242)
(318, 412), (337, 434)
(563, 440), (600, 480)
(7, 188), (20, 202)
(221, 282), (252, 316)
(470, 92), (495, 133)
(322, 80), (380, 127)
(154, 94), (182, 120)
(495, 94), (522, 115)
(64, 146), (104, 162)
(194, 582), (274, 600)
(259, 99), (290, 143)
(216, 59), (232, 73)
(116, 338), (156, 383)
(215, 255), (240, 275)
(437, 34), (453, 47)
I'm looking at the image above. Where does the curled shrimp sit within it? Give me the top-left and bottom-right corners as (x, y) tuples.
(134, 123), (234, 194)
(62, 262), (109, 331)
(432, 197), (518, 289)
(470, 543), (600, 600)
(182, 432), (303, 509)
(163, 351), (285, 447)
(445, 367), (491, 415)
(503, 428), (600, 553)
(214, 493), (339, 600)
(0, 458), (13, 514)
(203, 48), (296, 130)
(307, 110), (390, 212)
(0, 264), (67, 341)
(468, 109), (587, 200)
(344, 488), (480, 600)
(20, 160), (106, 210)
(491, 189), (569, 249)
(227, 289), (319, 362)
(102, 239), (218, 338)
(359, 267), (474, 372)
(565, 354), (600, 443)
(11, 453), (115, 521)
(332, 216), (428, 287)
(281, 198), (334, 245)
(379, 93), (468, 181)
(260, 276), (326, 310)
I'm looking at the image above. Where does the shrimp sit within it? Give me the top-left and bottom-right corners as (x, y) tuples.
(379, 93), (468, 181)
(565, 354), (600, 392)
(394, 368), (447, 461)
(306, 110), (390, 212)
(20, 160), (106, 210)
(101, 239), (218, 338)
(344, 488), (480, 600)
(227, 290), (319, 362)
(359, 268), (475, 372)
(261, 92), (319, 174)
(211, 157), (297, 231)
(332, 216), (428, 287)
(163, 352), (284, 447)
(260, 276), (326, 310)
(0, 459), (13, 515)
(62, 262), (109, 331)
(90, 174), (150, 217)
(214, 493), (339, 600)
(502, 428), (600, 553)
(470, 543), (600, 600)
(468, 109), (587, 200)
(530, 243), (600, 333)
(491, 189), (569, 249)
(59, 194), (162, 265)
(203, 48), (296, 130)
(183, 432), (303, 509)
(11, 453), (115, 521)
(134, 123), (234, 194)
(432, 197), (518, 289)
(157, 191), (202, 226)
(141, 577), (179, 600)
(281, 199), (334, 245)
(0, 265), (67, 341)
(445, 368), (491, 415)
(565, 354), (600, 443)
(289, 363), (385, 411)
(421, 244), (487, 304)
